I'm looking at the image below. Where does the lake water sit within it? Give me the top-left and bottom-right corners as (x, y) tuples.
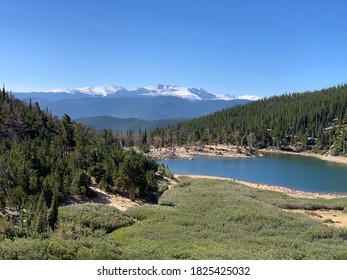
(158, 153), (347, 194)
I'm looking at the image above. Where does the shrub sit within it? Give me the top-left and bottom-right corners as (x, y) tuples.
(157, 164), (174, 179)
(157, 183), (169, 194)
(0, 236), (123, 260)
(58, 203), (134, 233)
(176, 181), (191, 188)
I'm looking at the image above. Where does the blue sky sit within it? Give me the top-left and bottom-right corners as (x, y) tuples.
(1, 0), (347, 97)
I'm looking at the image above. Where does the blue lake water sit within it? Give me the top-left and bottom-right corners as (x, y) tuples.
(158, 153), (347, 194)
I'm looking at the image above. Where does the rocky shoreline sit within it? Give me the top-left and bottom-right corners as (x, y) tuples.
(148, 144), (263, 160)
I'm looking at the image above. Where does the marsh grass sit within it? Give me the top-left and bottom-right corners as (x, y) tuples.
(111, 177), (347, 259)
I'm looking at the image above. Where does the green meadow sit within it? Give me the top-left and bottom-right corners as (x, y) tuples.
(113, 177), (347, 260)
(1, 177), (347, 259)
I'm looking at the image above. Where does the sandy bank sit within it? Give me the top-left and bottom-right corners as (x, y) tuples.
(284, 209), (347, 228)
(64, 186), (143, 212)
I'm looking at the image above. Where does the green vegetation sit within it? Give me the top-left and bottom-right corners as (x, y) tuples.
(149, 84), (347, 156)
(157, 163), (174, 179)
(58, 203), (135, 233)
(2, 84), (347, 260)
(1, 177), (347, 259)
(0, 203), (131, 259)
(112, 177), (347, 260)
(0, 87), (159, 237)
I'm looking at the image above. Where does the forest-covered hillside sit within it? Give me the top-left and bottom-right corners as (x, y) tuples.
(0, 87), (159, 236)
(150, 84), (347, 156)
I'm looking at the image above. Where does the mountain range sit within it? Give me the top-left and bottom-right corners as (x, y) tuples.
(14, 84), (260, 101)
(13, 84), (258, 126)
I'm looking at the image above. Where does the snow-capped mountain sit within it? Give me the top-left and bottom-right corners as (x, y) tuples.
(43, 84), (260, 101)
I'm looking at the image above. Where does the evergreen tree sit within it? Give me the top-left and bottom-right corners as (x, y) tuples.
(48, 191), (58, 230)
(32, 192), (48, 234)
(0, 86), (160, 234)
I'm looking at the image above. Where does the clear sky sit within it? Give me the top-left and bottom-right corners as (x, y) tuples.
(1, 0), (347, 97)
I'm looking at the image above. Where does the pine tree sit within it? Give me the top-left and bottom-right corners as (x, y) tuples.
(48, 191), (58, 230)
(32, 192), (48, 234)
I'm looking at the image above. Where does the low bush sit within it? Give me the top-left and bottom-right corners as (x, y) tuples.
(0, 236), (123, 260)
(58, 203), (134, 233)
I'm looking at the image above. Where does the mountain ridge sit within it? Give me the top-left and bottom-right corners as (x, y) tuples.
(33, 96), (250, 120)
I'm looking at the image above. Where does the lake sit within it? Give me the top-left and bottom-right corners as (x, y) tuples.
(158, 153), (347, 194)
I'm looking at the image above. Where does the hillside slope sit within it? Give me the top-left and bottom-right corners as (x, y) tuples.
(0, 88), (159, 236)
(150, 84), (347, 156)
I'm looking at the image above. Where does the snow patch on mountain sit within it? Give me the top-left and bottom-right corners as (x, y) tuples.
(47, 85), (126, 96)
(143, 84), (202, 100)
(237, 95), (261, 101)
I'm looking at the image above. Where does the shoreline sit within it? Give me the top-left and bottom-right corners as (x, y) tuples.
(176, 174), (347, 199)
(149, 144), (347, 165)
(152, 145), (347, 199)
(149, 144), (262, 160)
(264, 148), (347, 165)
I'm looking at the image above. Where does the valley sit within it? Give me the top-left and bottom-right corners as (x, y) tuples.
(2, 84), (347, 260)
